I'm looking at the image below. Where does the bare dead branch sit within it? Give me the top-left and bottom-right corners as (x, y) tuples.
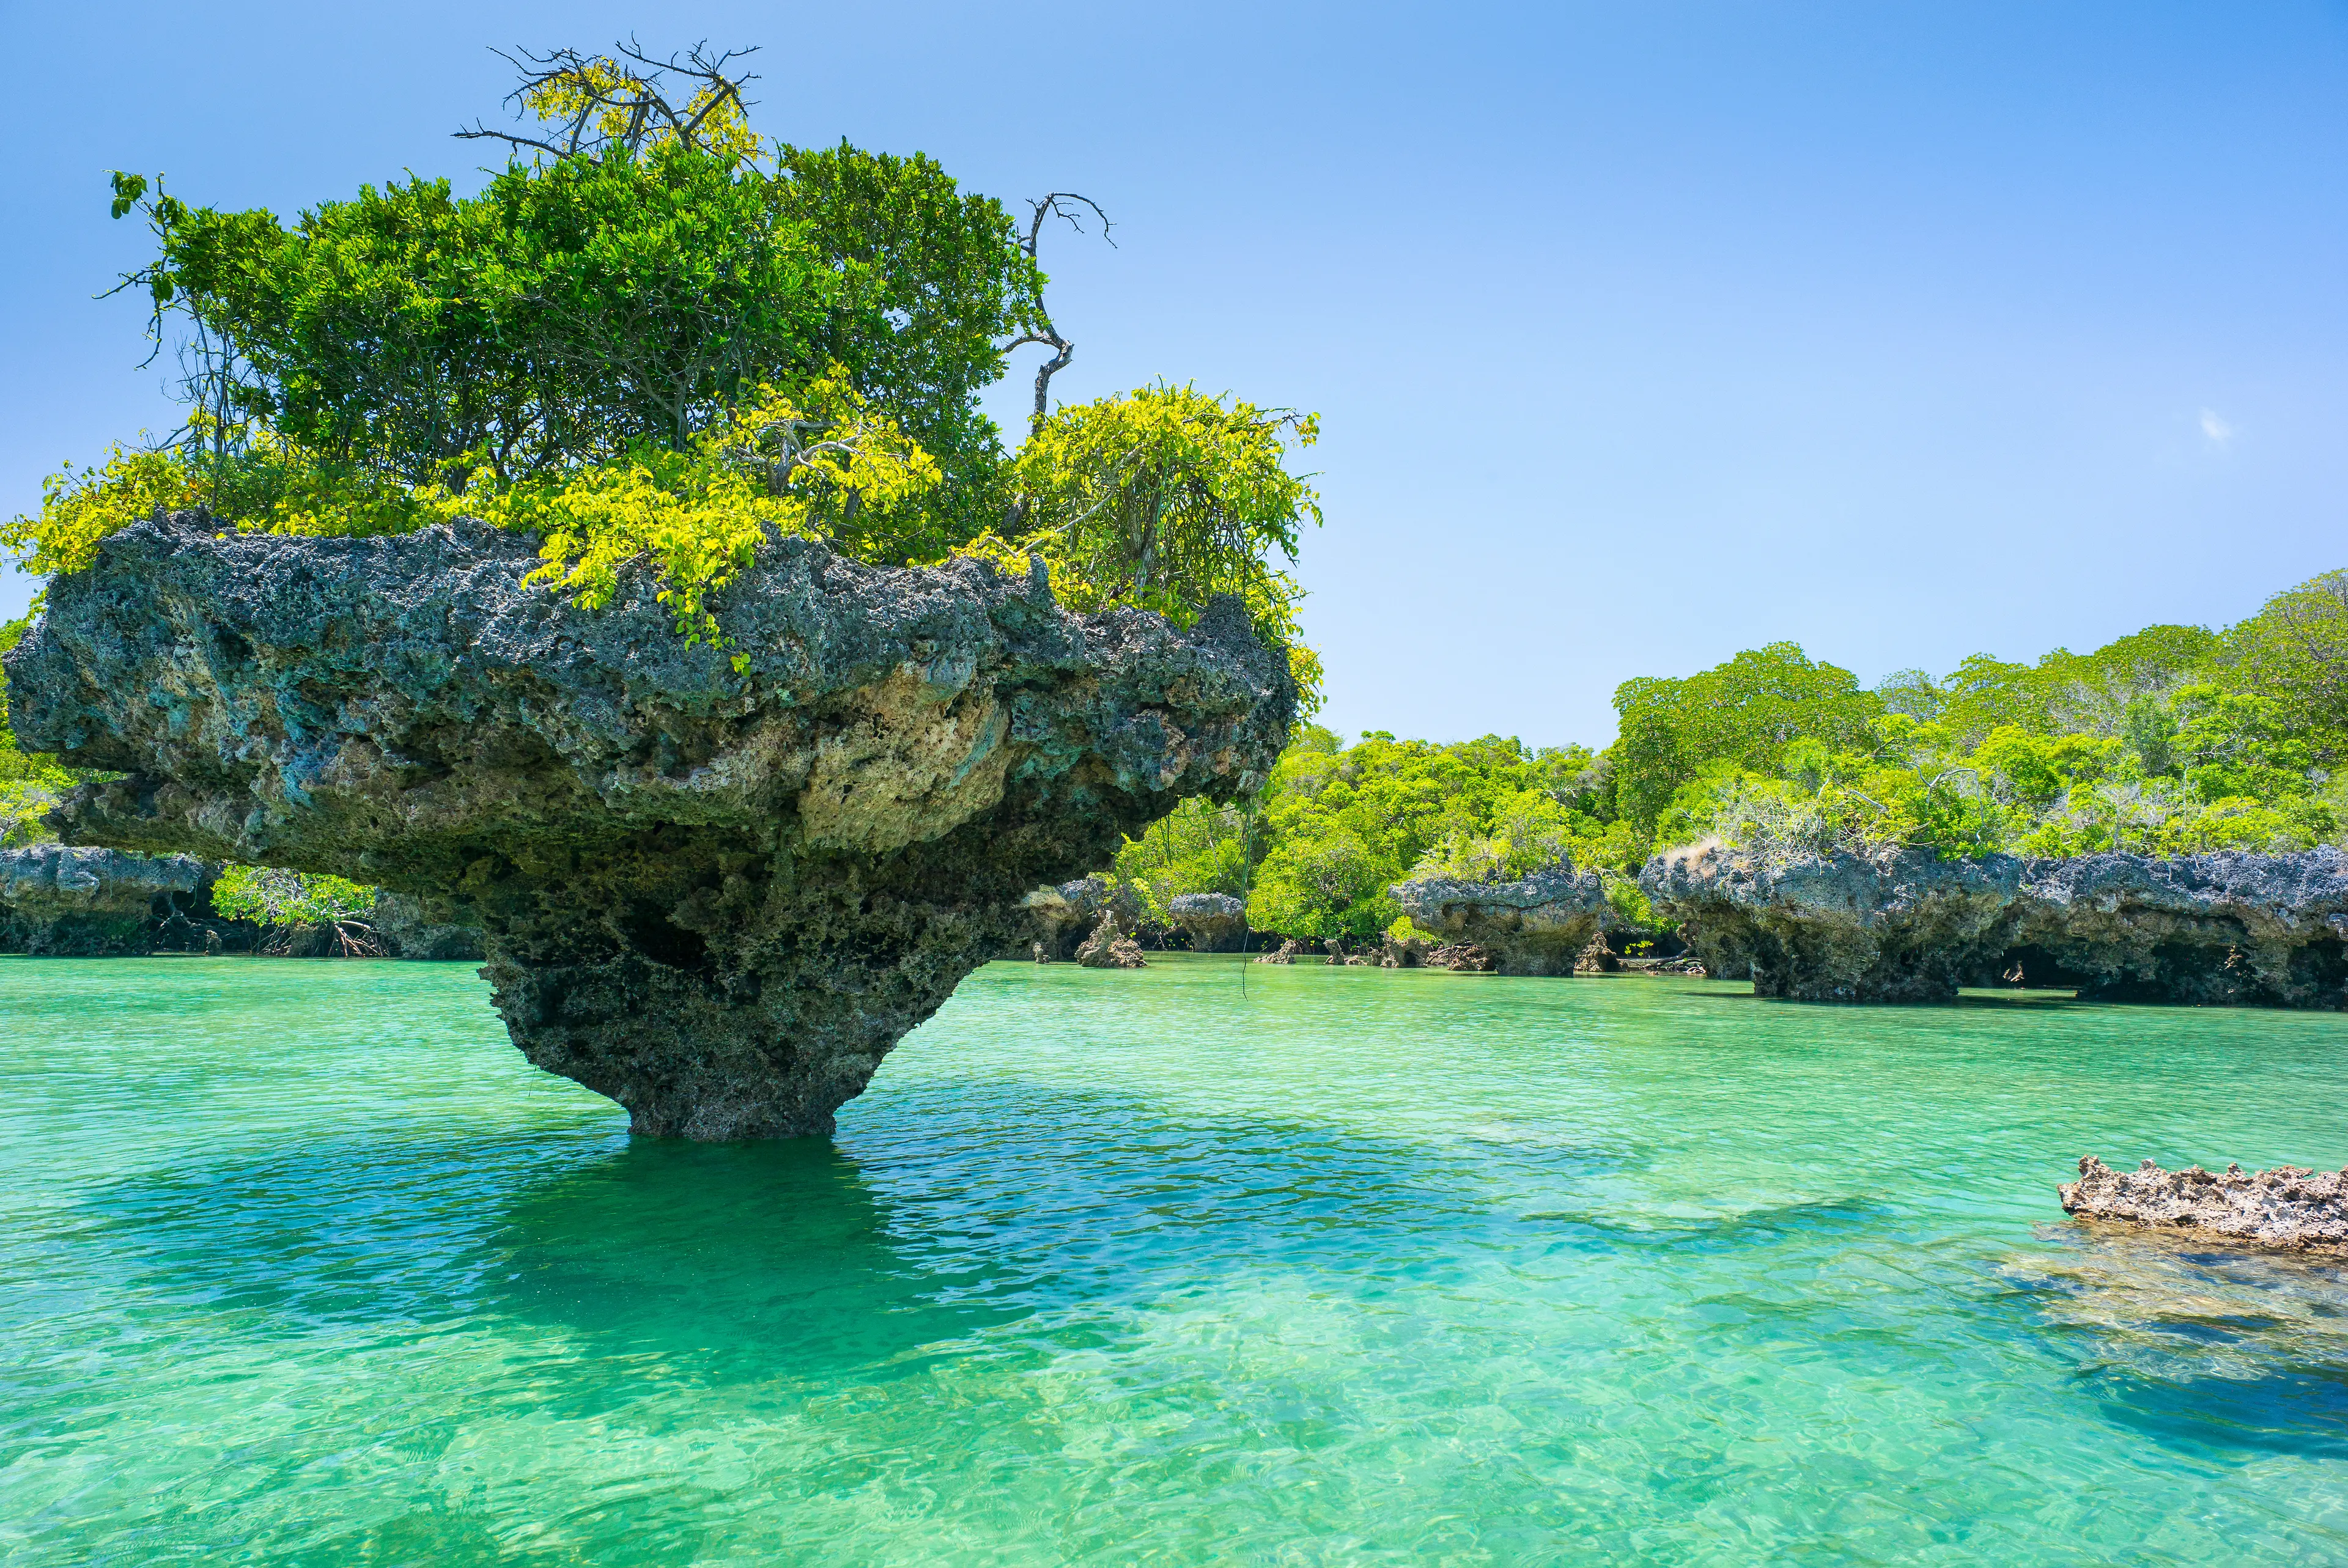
(1000, 193), (1116, 441)
(454, 40), (763, 164)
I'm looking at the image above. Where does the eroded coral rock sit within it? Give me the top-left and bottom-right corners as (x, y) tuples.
(1388, 866), (1615, 977)
(2015, 851), (2348, 1005)
(1639, 841), (2348, 1006)
(1016, 874), (1143, 961)
(0, 844), (209, 956)
(1073, 914), (1148, 970)
(1639, 841), (2022, 1001)
(2058, 1156), (2348, 1254)
(1168, 891), (1250, 952)
(8, 510), (1291, 1137)
(372, 890), (486, 962)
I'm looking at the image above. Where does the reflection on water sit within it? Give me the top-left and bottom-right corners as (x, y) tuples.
(4, 954), (2347, 1564)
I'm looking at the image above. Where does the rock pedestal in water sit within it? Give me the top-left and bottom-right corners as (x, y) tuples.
(1640, 841), (2348, 1005)
(1168, 892), (1250, 952)
(1638, 841), (2023, 1001)
(0, 844), (210, 955)
(2059, 1156), (2348, 1253)
(7, 511), (1293, 1138)
(1388, 866), (1615, 977)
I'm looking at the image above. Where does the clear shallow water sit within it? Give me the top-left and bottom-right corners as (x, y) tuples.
(2, 955), (2345, 1565)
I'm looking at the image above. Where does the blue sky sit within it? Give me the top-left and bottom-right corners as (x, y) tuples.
(6, 2), (2345, 745)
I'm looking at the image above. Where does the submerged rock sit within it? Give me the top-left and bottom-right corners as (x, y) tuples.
(1168, 891), (1250, 952)
(1639, 841), (2348, 1007)
(0, 844), (210, 955)
(2059, 1156), (2348, 1254)
(9, 510), (1291, 1138)
(1389, 866), (1616, 977)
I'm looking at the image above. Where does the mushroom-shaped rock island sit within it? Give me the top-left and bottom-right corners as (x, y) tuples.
(1388, 866), (1616, 977)
(6, 512), (1295, 1138)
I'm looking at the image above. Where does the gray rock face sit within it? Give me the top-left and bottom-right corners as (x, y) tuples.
(1389, 866), (1615, 977)
(8, 510), (1293, 1137)
(2059, 1156), (2348, 1254)
(0, 844), (207, 955)
(1074, 914), (1148, 969)
(1168, 891), (1250, 952)
(2015, 852), (2348, 1005)
(1639, 840), (2348, 1006)
(1638, 841), (2023, 1001)
(1016, 874), (1142, 961)
(371, 890), (486, 962)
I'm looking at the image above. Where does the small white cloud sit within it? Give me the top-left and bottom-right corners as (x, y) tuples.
(2199, 409), (2235, 444)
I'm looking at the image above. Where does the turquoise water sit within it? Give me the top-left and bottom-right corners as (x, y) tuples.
(2, 956), (2345, 1564)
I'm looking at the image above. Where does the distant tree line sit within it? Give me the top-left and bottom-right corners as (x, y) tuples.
(1109, 567), (2348, 944)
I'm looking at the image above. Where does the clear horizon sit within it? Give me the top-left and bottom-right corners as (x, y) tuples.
(7, 1), (2343, 746)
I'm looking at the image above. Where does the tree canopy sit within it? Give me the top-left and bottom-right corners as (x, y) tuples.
(9, 43), (1320, 672)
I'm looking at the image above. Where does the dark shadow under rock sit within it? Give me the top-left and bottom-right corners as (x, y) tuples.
(8, 512), (1292, 1138)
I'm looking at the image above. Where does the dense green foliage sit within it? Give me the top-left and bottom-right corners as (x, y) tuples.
(7, 50), (1320, 675)
(210, 865), (382, 955)
(1101, 567), (2348, 943)
(0, 614), (76, 847)
(209, 865), (377, 928)
(1655, 573), (2348, 866)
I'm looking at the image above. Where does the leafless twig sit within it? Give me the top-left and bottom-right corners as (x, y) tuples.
(455, 39), (762, 163)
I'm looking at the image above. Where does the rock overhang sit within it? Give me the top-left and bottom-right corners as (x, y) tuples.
(7, 510), (1298, 1135)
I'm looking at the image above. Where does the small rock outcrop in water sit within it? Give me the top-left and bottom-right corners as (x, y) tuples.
(1168, 892), (1250, 952)
(0, 844), (208, 955)
(1388, 866), (1616, 977)
(1016, 874), (1143, 960)
(2059, 1156), (2348, 1254)
(1073, 913), (1148, 969)
(1640, 841), (2348, 1006)
(8, 511), (1291, 1138)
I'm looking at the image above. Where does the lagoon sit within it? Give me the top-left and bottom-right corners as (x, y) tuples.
(2, 954), (2344, 1564)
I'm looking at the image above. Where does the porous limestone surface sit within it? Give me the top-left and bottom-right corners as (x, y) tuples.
(1637, 841), (2023, 1001)
(8, 510), (1293, 1137)
(1074, 913), (1148, 969)
(1389, 866), (1615, 977)
(1168, 891), (1250, 952)
(0, 844), (205, 955)
(1016, 874), (1142, 960)
(371, 890), (486, 962)
(1639, 840), (2348, 1006)
(2059, 1156), (2348, 1254)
